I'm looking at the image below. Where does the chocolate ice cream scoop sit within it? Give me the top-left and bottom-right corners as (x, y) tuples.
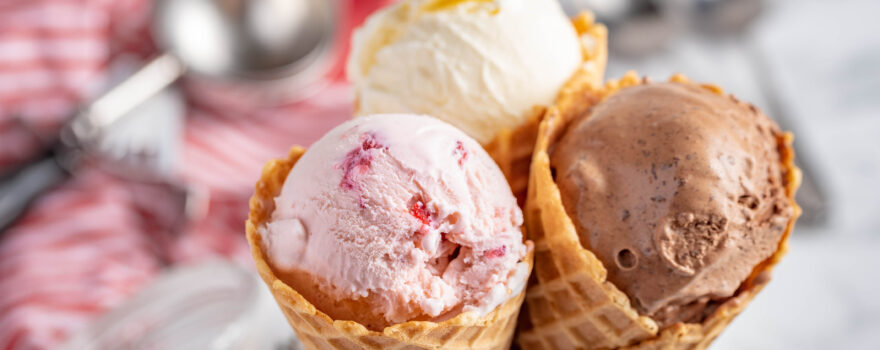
(550, 82), (794, 327)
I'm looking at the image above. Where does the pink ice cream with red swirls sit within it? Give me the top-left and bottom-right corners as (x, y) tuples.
(259, 114), (530, 327)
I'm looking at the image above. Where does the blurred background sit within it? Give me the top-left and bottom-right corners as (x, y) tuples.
(0, 0), (877, 349)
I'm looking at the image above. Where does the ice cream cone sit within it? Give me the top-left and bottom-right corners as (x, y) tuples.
(246, 147), (533, 350)
(515, 72), (802, 350)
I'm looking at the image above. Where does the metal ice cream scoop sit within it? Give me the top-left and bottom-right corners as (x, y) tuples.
(74, 0), (338, 140)
(0, 0), (338, 231)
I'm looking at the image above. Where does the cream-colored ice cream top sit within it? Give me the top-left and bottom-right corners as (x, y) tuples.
(347, 0), (583, 144)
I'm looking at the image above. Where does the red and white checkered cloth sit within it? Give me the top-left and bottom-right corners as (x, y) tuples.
(0, 1), (390, 348)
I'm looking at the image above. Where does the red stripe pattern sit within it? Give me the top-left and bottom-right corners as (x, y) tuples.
(0, 170), (161, 350)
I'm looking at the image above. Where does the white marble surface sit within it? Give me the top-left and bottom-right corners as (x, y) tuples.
(713, 236), (880, 349)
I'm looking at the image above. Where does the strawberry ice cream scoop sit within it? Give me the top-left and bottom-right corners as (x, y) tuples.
(259, 114), (531, 330)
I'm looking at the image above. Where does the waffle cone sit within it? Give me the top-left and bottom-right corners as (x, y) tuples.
(516, 72), (802, 350)
(246, 147), (532, 350)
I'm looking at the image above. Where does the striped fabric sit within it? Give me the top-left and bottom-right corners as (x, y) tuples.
(0, 170), (161, 349)
(0, 1), (389, 348)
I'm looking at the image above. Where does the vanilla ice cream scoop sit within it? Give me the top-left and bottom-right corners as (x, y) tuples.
(347, 0), (584, 144)
(259, 114), (530, 330)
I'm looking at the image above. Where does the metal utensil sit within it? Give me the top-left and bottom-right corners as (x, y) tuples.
(561, 0), (681, 57)
(0, 0), (338, 231)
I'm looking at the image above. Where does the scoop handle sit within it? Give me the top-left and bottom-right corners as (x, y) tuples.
(0, 54), (185, 233)
(0, 148), (71, 232)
